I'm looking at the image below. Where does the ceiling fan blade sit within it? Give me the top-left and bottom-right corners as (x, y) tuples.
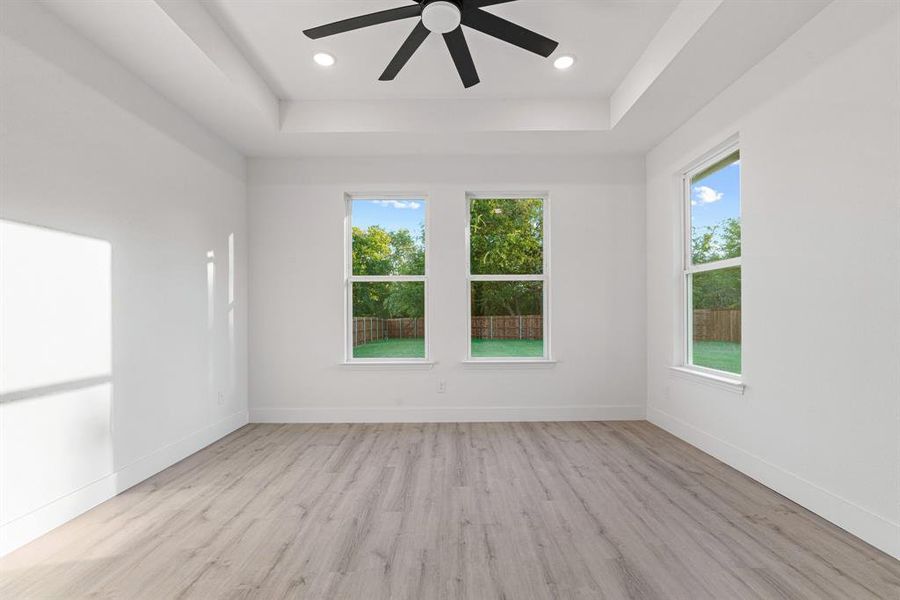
(443, 27), (480, 88)
(380, 22), (430, 80)
(303, 5), (422, 39)
(470, 0), (519, 6)
(462, 7), (558, 57)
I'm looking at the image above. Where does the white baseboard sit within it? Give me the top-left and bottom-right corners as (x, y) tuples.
(0, 409), (249, 557)
(647, 407), (900, 560)
(251, 404), (645, 424)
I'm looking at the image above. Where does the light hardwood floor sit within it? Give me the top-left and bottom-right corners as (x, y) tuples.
(1, 422), (898, 599)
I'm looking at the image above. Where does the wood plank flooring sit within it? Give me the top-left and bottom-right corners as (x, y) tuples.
(1, 422), (898, 599)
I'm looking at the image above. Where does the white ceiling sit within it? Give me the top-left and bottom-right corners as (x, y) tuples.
(200, 0), (679, 100)
(38, 0), (832, 157)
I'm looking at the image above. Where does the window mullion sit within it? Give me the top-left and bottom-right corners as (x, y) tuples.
(685, 256), (741, 275)
(350, 275), (426, 283)
(468, 274), (545, 282)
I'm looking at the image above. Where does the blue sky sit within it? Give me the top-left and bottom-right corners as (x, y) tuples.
(352, 199), (425, 233)
(691, 161), (741, 231)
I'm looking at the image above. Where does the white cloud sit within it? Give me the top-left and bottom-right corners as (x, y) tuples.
(372, 200), (422, 210)
(693, 185), (724, 205)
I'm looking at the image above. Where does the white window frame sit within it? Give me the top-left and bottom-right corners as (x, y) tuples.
(681, 141), (742, 379)
(344, 192), (431, 364)
(465, 192), (551, 363)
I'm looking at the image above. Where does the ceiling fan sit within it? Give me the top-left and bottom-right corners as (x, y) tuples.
(303, 0), (559, 88)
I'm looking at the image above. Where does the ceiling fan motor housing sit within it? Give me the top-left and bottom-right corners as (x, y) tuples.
(422, 0), (463, 34)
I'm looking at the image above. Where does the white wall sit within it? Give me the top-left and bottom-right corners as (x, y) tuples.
(645, 1), (900, 559)
(248, 156), (646, 423)
(0, 1), (248, 555)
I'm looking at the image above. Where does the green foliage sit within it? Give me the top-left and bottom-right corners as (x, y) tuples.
(352, 225), (425, 318)
(470, 198), (543, 276)
(691, 218), (741, 310)
(719, 218), (741, 260)
(692, 267), (741, 310)
(691, 217), (741, 264)
(383, 281), (424, 318)
(471, 281), (542, 317)
(469, 198), (543, 316)
(387, 227), (425, 276)
(352, 226), (393, 276)
(352, 199), (546, 319)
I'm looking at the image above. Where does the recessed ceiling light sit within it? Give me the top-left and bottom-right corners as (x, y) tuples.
(554, 55), (575, 70)
(313, 52), (335, 67)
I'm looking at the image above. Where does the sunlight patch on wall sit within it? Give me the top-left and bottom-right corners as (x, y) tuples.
(0, 220), (114, 529)
(0, 220), (111, 394)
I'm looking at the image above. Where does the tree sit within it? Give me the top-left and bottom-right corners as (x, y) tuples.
(470, 198), (543, 276)
(352, 225), (425, 319)
(352, 225), (392, 276)
(469, 198), (544, 316)
(352, 198), (548, 321)
(389, 226), (425, 276)
(691, 217), (741, 310)
(471, 281), (542, 317)
(719, 217), (741, 260)
(691, 217), (740, 264)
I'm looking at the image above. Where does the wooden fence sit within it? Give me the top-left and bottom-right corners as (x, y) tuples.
(693, 309), (741, 343)
(352, 317), (425, 347)
(353, 315), (543, 346)
(355, 312), (736, 345)
(471, 315), (543, 340)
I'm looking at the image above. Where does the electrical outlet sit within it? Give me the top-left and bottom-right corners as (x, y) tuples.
(437, 380), (447, 394)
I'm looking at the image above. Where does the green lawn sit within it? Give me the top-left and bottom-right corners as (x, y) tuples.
(471, 338), (543, 358)
(693, 341), (741, 374)
(352, 338), (544, 359)
(353, 338), (425, 359)
(355, 338), (739, 371)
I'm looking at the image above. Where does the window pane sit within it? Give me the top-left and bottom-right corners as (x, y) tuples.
(471, 281), (543, 358)
(352, 282), (424, 359)
(690, 151), (740, 265)
(352, 199), (425, 276)
(470, 198), (543, 275)
(690, 267), (741, 374)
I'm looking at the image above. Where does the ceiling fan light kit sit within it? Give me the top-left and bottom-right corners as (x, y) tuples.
(422, 1), (462, 34)
(303, 0), (560, 88)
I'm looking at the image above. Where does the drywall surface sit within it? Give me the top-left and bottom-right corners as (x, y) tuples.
(0, 1), (248, 555)
(248, 156), (646, 423)
(645, 1), (900, 558)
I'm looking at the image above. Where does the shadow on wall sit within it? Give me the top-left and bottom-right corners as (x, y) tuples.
(0, 219), (237, 555)
(0, 220), (114, 544)
(0, 0), (244, 180)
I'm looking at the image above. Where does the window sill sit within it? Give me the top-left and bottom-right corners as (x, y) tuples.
(461, 359), (557, 370)
(669, 366), (745, 394)
(341, 361), (435, 371)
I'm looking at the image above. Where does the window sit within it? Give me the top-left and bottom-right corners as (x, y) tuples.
(683, 146), (741, 375)
(346, 195), (428, 362)
(467, 194), (549, 360)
